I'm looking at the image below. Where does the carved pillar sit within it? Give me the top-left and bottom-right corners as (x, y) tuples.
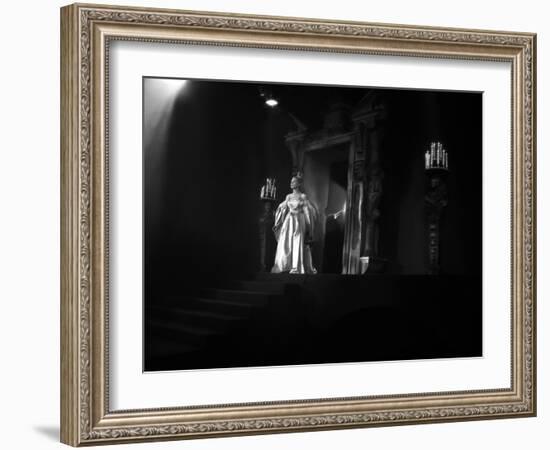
(341, 121), (366, 274)
(360, 123), (387, 273)
(349, 95), (387, 274)
(363, 127), (383, 256)
(425, 170), (448, 274)
(259, 199), (277, 272)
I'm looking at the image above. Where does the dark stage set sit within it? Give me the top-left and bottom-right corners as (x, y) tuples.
(143, 78), (482, 372)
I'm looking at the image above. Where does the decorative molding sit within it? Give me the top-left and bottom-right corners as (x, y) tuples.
(87, 401), (530, 440)
(79, 8), (93, 441)
(83, 8), (533, 48)
(521, 37), (535, 414)
(65, 4), (536, 445)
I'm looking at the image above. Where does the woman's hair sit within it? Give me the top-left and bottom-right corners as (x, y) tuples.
(291, 173), (304, 186)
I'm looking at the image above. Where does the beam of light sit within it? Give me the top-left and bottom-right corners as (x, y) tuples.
(325, 184), (347, 219)
(154, 78), (187, 99)
(265, 98), (278, 107)
(143, 78), (188, 151)
(143, 78), (189, 253)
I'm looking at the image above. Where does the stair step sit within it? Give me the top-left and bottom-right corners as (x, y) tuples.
(144, 335), (200, 359)
(147, 319), (218, 336)
(198, 288), (272, 303)
(144, 337), (255, 371)
(146, 320), (224, 345)
(154, 296), (266, 313)
(253, 272), (308, 283)
(147, 305), (248, 329)
(220, 280), (288, 295)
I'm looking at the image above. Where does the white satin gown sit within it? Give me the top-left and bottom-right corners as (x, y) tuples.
(271, 193), (318, 274)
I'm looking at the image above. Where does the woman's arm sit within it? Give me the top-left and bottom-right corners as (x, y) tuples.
(272, 197), (289, 241)
(302, 194), (318, 241)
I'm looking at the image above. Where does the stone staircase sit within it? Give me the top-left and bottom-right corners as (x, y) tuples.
(145, 273), (483, 371)
(144, 277), (296, 371)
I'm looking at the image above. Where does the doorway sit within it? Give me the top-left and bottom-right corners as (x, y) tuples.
(303, 143), (350, 273)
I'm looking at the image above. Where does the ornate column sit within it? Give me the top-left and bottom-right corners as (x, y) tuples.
(424, 142), (449, 274)
(259, 199), (276, 272)
(341, 120), (366, 274)
(258, 178), (278, 272)
(361, 126), (386, 273)
(350, 93), (387, 274)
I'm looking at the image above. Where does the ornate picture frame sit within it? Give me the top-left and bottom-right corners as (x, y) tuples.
(60, 3), (536, 446)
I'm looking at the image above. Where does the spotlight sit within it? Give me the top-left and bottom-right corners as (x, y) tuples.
(259, 87), (279, 108)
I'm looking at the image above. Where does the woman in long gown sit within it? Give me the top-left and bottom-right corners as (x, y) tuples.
(271, 175), (318, 274)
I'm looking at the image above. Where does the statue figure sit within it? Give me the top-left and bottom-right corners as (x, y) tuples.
(271, 174), (318, 274)
(363, 167), (384, 257)
(425, 176), (448, 220)
(425, 175), (448, 274)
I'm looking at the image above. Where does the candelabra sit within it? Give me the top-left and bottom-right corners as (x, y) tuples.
(424, 142), (449, 275)
(259, 178), (278, 272)
(260, 177), (277, 200)
(425, 141), (449, 171)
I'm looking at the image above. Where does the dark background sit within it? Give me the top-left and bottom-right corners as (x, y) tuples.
(144, 79), (481, 293)
(143, 78), (482, 371)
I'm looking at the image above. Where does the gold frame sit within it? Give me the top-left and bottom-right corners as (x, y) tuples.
(60, 2), (537, 446)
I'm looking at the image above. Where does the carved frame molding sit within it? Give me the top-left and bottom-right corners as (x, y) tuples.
(61, 3), (536, 446)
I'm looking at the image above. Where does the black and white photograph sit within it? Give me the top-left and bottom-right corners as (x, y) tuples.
(50, 1), (538, 447)
(143, 78), (482, 372)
